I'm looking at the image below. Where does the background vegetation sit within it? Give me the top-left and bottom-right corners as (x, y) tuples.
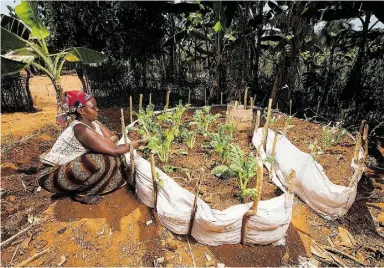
(2, 1), (384, 143)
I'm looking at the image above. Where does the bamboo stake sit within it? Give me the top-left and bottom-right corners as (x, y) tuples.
(253, 94), (256, 106)
(165, 90), (171, 110)
(276, 102), (279, 111)
(359, 119), (367, 136)
(188, 89), (191, 105)
(150, 154), (158, 211)
(129, 96), (133, 124)
(121, 109), (127, 144)
(262, 98), (273, 151)
(289, 99), (292, 116)
(149, 93), (152, 105)
(254, 110), (261, 133)
(188, 181), (200, 236)
(139, 94), (143, 109)
(130, 143), (135, 187)
(269, 132), (278, 179)
(353, 132), (362, 163)
(250, 97), (254, 109)
(220, 92), (223, 105)
(244, 87), (248, 110)
(234, 101), (238, 110)
(241, 159), (263, 245)
(286, 170), (296, 204)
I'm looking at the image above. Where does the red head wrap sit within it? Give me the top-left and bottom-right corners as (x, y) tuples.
(56, 90), (93, 126)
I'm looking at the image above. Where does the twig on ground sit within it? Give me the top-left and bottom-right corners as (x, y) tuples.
(8, 244), (21, 266)
(1, 224), (33, 248)
(19, 177), (27, 192)
(186, 236), (196, 268)
(15, 247), (51, 267)
(323, 245), (367, 266)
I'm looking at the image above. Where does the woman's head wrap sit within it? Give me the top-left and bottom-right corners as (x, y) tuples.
(56, 90), (93, 126)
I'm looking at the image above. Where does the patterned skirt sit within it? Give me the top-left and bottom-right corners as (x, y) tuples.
(37, 153), (126, 196)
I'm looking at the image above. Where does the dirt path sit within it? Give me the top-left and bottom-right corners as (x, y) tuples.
(1, 75), (383, 267)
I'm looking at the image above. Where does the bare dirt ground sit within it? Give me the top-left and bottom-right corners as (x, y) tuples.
(1, 75), (383, 267)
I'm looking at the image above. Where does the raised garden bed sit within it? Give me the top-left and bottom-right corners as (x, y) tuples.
(126, 105), (357, 211)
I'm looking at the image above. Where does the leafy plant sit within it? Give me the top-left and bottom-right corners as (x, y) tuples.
(282, 114), (296, 136)
(211, 165), (236, 180)
(162, 165), (178, 173)
(208, 132), (233, 164)
(146, 128), (175, 163)
(157, 101), (190, 137)
(1, 1), (106, 105)
(228, 144), (258, 200)
(191, 106), (221, 136)
(219, 122), (236, 137)
(308, 139), (323, 160)
(321, 122), (347, 151)
(181, 127), (197, 149)
(133, 103), (159, 137)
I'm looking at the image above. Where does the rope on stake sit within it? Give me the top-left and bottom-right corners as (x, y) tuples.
(241, 158), (263, 245)
(150, 154), (158, 211)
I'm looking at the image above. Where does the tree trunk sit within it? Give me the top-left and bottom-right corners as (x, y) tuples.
(53, 78), (64, 110)
(252, 1), (264, 94)
(342, 11), (372, 105)
(25, 69), (35, 112)
(76, 66), (88, 93)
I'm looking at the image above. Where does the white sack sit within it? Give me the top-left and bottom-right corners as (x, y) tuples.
(118, 137), (294, 246)
(252, 128), (364, 220)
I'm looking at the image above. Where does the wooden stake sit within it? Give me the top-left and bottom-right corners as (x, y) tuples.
(289, 99), (292, 116)
(353, 132), (362, 163)
(150, 154), (158, 211)
(130, 143), (135, 187)
(254, 94), (256, 106)
(359, 119), (367, 136)
(149, 93), (152, 105)
(220, 92), (223, 105)
(139, 94), (143, 109)
(269, 132), (278, 178)
(121, 109), (127, 144)
(188, 89), (191, 105)
(129, 96), (133, 124)
(188, 181), (200, 236)
(250, 97), (254, 109)
(241, 159), (263, 245)
(204, 88), (207, 106)
(244, 87), (248, 110)
(234, 101), (238, 110)
(286, 170), (296, 204)
(254, 110), (261, 133)
(276, 102), (279, 111)
(262, 98), (273, 151)
(165, 90), (171, 110)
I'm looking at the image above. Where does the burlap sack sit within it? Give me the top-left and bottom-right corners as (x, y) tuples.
(226, 103), (253, 131)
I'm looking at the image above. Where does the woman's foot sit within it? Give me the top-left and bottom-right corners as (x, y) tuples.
(72, 194), (103, 205)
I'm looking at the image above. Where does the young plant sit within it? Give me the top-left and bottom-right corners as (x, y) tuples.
(146, 128), (175, 163)
(219, 123), (236, 138)
(181, 127), (197, 149)
(133, 103), (159, 137)
(157, 101), (190, 137)
(191, 106), (221, 136)
(209, 132), (233, 164)
(228, 144), (257, 200)
(282, 114), (296, 136)
(321, 122), (347, 152)
(308, 139), (323, 160)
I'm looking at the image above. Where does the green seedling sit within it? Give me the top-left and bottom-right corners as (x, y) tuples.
(146, 128), (175, 163)
(191, 106), (221, 136)
(181, 127), (197, 149)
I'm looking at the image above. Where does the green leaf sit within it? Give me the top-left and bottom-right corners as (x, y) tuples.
(162, 165), (177, 173)
(1, 55), (34, 75)
(15, 1), (50, 39)
(1, 27), (28, 51)
(213, 21), (223, 33)
(211, 165), (236, 180)
(1, 14), (31, 40)
(64, 47), (106, 64)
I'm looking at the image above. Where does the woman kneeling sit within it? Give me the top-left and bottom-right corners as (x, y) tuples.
(38, 90), (147, 204)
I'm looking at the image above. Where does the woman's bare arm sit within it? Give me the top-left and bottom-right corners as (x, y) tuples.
(74, 124), (147, 156)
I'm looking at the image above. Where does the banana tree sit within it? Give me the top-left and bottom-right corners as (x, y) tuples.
(1, 1), (106, 107)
